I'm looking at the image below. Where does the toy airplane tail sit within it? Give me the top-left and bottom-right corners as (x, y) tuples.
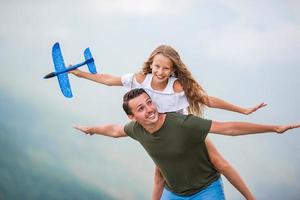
(84, 48), (97, 74)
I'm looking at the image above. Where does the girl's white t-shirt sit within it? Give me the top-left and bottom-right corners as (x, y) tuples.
(121, 73), (189, 113)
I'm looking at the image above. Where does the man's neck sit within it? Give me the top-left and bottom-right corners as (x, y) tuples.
(143, 113), (166, 134)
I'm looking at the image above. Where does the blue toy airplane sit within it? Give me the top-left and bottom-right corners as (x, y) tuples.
(44, 42), (97, 98)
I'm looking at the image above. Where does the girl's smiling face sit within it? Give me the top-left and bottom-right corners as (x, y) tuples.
(150, 54), (174, 85)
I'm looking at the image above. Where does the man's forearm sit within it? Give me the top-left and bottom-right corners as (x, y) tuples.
(226, 122), (278, 136)
(74, 124), (126, 138)
(211, 121), (283, 136)
(91, 124), (117, 137)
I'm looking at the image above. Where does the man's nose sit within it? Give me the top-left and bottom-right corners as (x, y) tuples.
(145, 105), (153, 113)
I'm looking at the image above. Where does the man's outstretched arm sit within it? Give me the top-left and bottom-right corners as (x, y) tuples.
(210, 121), (300, 136)
(74, 124), (127, 138)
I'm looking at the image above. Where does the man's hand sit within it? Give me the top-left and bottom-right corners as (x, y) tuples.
(73, 124), (126, 138)
(275, 124), (300, 134)
(74, 125), (94, 135)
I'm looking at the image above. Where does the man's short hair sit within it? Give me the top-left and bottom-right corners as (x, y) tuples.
(123, 88), (149, 115)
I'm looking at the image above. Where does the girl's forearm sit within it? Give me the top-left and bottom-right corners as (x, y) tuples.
(206, 96), (247, 114)
(74, 70), (122, 86)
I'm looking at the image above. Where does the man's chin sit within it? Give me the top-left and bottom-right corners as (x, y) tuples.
(147, 116), (158, 122)
(146, 114), (159, 123)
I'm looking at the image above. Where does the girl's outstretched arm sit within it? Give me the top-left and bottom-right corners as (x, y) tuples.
(205, 96), (267, 115)
(70, 69), (123, 86)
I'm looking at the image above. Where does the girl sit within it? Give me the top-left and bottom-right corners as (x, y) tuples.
(70, 45), (265, 200)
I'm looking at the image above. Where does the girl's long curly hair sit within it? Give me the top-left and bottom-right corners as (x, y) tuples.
(141, 45), (207, 116)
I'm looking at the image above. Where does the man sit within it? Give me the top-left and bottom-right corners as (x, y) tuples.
(74, 88), (299, 200)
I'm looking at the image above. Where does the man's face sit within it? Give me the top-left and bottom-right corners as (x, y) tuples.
(128, 93), (159, 125)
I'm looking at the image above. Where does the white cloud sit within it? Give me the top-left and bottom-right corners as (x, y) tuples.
(195, 1), (300, 68)
(98, 0), (163, 15)
(197, 23), (300, 67)
(87, 0), (191, 16)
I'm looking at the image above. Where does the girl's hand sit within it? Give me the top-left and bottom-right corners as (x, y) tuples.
(244, 102), (267, 115)
(68, 68), (83, 76)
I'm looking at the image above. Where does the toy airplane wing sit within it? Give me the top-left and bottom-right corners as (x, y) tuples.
(52, 42), (73, 98)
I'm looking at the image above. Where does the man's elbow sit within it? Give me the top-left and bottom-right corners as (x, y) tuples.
(219, 122), (241, 136)
(111, 130), (126, 138)
(211, 122), (237, 136)
(222, 129), (240, 136)
(229, 129), (249, 136)
(111, 132), (123, 138)
(215, 128), (238, 136)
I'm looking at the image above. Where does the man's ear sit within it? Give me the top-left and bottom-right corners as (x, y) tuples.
(128, 114), (136, 121)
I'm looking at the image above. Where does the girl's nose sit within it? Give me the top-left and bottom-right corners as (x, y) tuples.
(157, 68), (163, 75)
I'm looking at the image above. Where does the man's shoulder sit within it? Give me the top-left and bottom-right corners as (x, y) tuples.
(166, 112), (192, 120)
(124, 121), (138, 133)
(166, 112), (211, 127)
(165, 112), (190, 124)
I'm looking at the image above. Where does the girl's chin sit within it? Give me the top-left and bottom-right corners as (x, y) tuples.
(154, 77), (167, 83)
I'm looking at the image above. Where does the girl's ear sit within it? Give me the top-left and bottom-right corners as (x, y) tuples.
(171, 70), (175, 77)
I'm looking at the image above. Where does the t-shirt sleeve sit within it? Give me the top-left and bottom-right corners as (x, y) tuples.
(121, 73), (134, 89)
(124, 121), (138, 140)
(183, 114), (212, 142)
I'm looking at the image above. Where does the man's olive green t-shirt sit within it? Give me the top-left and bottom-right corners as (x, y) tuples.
(124, 112), (220, 195)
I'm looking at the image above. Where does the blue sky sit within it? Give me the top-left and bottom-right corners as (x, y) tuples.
(1, 0), (300, 199)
